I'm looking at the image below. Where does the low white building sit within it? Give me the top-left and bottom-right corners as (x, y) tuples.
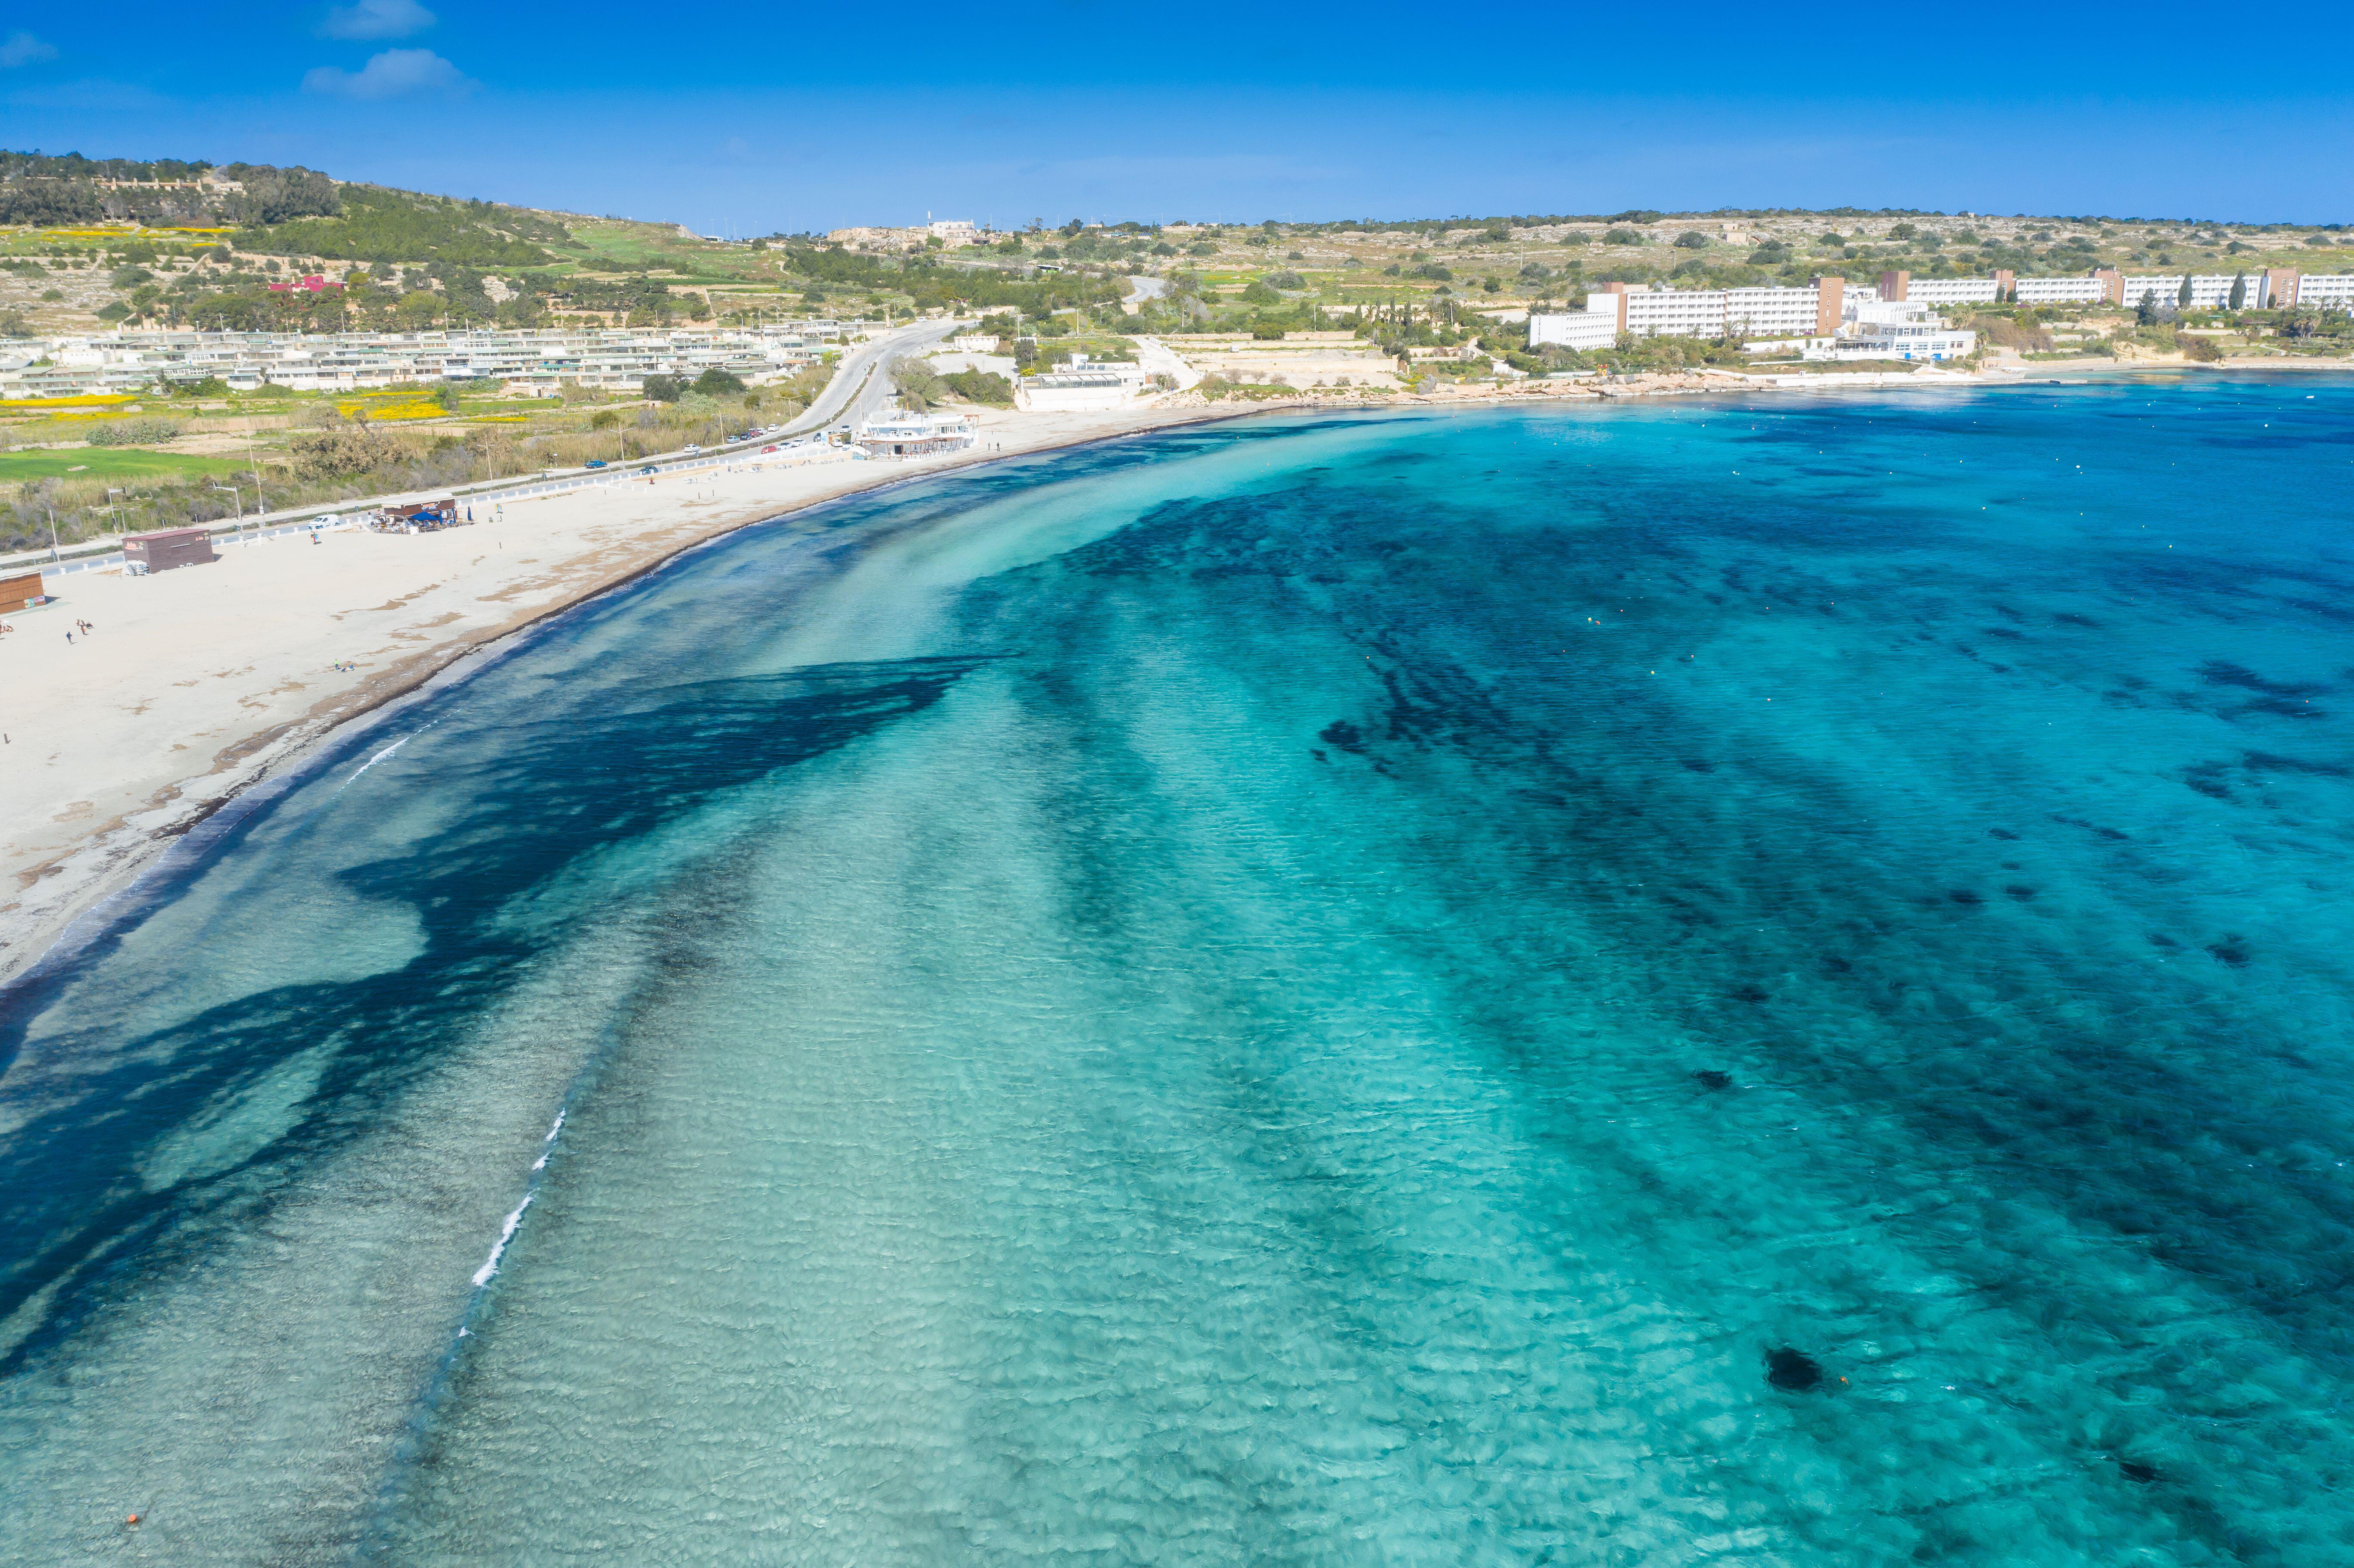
(1828, 321), (1976, 362)
(1528, 306), (1619, 352)
(1015, 368), (1131, 412)
(1015, 352), (1149, 411)
(854, 406), (977, 457)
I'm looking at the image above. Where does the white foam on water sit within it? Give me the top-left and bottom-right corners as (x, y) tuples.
(477, 1108), (568, 1282)
(534, 1108), (564, 1160)
(331, 716), (445, 800)
(471, 1192), (534, 1288)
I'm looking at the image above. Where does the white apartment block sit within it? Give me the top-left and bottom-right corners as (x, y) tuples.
(0, 322), (869, 400)
(2114, 274), (2288, 309)
(2117, 275), (2188, 308)
(1536, 268), (2349, 361)
(1723, 286), (1825, 336)
(1622, 288), (1731, 337)
(1903, 278), (2002, 305)
(2296, 273), (2354, 308)
(2011, 277), (2108, 305)
(1565, 283), (1840, 342)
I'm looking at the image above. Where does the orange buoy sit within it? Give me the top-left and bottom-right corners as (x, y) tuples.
(127, 1515), (140, 1525)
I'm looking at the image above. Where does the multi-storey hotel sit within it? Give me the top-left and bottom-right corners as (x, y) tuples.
(1529, 265), (2354, 358)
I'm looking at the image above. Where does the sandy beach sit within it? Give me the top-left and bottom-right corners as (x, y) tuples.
(0, 399), (1275, 986)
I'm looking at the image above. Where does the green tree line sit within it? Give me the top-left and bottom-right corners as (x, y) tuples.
(239, 187), (565, 268)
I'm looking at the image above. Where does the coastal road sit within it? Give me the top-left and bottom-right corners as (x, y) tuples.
(776, 316), (969, 438)
(2, 318), (976, 581)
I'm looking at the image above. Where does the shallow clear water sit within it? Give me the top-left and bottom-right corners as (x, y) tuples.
(7, 376), (2354, 1565)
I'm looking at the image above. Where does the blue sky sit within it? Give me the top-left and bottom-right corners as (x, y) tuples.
(4, 2), (2348, 232)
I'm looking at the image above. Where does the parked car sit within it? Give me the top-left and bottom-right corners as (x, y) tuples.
(761, 444), (778, 453)
(683, 444), (702, 455)
(585, 459), (608, 469)
(637, 464), (659, 476)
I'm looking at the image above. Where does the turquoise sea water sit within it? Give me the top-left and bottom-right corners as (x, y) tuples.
(6, 375), (2354, 1565)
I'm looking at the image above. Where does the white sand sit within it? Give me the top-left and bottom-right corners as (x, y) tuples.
(0, 401), (1238, 984)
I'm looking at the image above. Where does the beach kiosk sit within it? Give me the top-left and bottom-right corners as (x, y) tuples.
(382, 498), (463, 533)
(0, 569), (44, 612)
(123, 527), (219, 575)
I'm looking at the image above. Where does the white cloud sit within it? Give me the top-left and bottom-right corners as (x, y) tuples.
(320, 0), (436, 40)
(0, 31), (59, 68)
(302, 48), (473, 100)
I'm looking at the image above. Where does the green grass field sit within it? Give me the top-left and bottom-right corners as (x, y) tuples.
(0, 448), (249, 482)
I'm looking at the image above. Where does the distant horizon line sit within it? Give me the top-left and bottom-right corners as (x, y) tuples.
(4, 152), (2348, 235)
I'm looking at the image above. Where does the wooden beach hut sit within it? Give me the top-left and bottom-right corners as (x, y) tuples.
(123, 528), (219, 574)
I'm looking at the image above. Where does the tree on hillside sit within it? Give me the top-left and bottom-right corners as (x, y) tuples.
(0, 178), (104, 225)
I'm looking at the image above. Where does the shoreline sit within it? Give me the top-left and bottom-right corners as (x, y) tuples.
(6, 360), (2348, 992)
(0, 396), (1320, 992)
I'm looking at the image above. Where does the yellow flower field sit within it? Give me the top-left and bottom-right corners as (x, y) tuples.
(0, 394), (139, 411)
(335, 399), (444, 421)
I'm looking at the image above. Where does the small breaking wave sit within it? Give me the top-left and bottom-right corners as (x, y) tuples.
(471, 1107), (567, 1286)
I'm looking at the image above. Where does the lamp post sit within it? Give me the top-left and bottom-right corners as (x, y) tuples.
(210, 482), (246, 548)
(243, 417), (267, 515)
(106, 486), (127, 541)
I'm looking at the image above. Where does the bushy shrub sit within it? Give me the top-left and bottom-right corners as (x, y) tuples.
(85, 417), (184, 447)
(942, 370), (1013, 405)
(287, 427), (393, 478)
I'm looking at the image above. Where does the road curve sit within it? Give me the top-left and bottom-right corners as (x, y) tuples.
(777, 317), (969, 438)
